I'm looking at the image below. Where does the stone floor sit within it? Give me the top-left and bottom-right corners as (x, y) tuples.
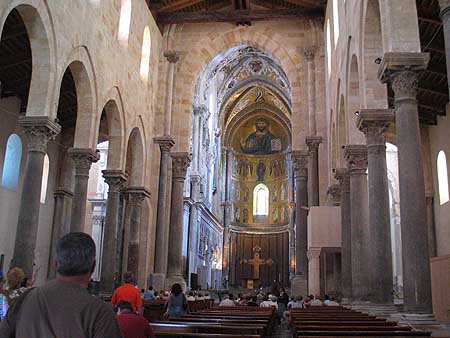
(272, 322), (293, 338)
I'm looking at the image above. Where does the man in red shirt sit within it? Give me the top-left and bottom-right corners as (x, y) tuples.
(116, 301), (155, 338)
(111, 272), (143, 314)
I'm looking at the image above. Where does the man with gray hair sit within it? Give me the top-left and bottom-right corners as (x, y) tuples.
(0, 232), (123, 338)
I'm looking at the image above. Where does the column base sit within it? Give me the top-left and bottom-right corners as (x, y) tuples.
(165, 274), (187, 291)
(290, 276), (308, 296)
(148, 273), (166, 292)
(398, 313), (440, 327)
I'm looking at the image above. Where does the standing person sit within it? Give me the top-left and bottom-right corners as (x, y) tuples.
(3, 267), (27, 306)
(0, 232), (123, 338)
(116, 301), (155, 338)
(164, 283), (188, 318)
(112, 272), (143, 315)
(277, 288), (289, 322)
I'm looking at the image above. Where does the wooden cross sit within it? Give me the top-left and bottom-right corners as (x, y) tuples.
(240, 246), (273, 279)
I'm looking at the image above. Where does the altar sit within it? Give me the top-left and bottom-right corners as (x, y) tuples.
(242, 278), (260, 289)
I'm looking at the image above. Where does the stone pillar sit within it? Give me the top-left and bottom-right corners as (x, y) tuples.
(192, 107), (205, 171)
(222, 148), (233, 286)
(440, 1), (450, 96)
(335, 168), (352, 303)
(68, 148), (98, 233)
(304, 46), (317, 135)
(163, 51), (179, 136)
(378, 53), (433, 314)
(124, 187), (150, 281)
(426, 193), (437, 258)
(165, 152), (191, 290)
(100, 170), (127, 292)
(307, 248), (321, 296)
(306, 136), (322, 207)
(187, 174), (201, 286)
(150, 136), (174, 291)
(326, 184), (341, 206)
(291, 150), (309, 296)
(48, 189), (73, 278)
(344, 145), (370, 302)
(357, 109), (395, 305)
(11, 116), (60, 277)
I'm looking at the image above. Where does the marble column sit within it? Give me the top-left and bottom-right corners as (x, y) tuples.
(163, 51), (179, 136)
(68, 148), (98, 233)
(222, 148), (233, 286)
(306, 136), (322, 206)
(379, 52), (433, 314)
(291, 150), (309, 295)
(344, 145), (370, 302)
(326, 184), (341, 206)
(125, 187), (150, 280)
(439, 0), (450, 96)
(165, 152), (191, 290)
(307, 248), (321, 296)
(187, 174), (201, 287)
(335, 168), (352, 303)
(425, 193), (437, 258)
(357, 109), (394, 305)
(11, 116), (60, 277)
(100, 170), (127, 292)
(304, 46), (317, 135)
(150, 136), (174, 290)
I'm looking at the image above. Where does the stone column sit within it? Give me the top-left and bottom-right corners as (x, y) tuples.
(304, 46), (317, 135)
(357, 109), (395, 305)
(11, 116), (60, 277)
(378, 53), (433, 314)
(425, 193), (437, 258)
(187, 174), (201, 286)
(165, 152), (191, 290)
(192, 107), (205, 171)
(163, 51), (179, 136)
(222, 148), (233, 286)
(440, 0), (450, 96)
(291, 150), (309, 296)
(326, 184), (341, 206)
(100, 170), (127, 292)
(306, 136), (322, 206)
(335, 168), (352, 303)
(344, 145), (370, 302)
(307, 248), (321, 296)
(68, 148), (98, 233)
(150, 136), (174, 290)
(125, 187), (150, 280)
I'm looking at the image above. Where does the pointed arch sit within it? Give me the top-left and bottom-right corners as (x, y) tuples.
(140, 26), (151, 83)
(125, 127), (145, 186)
(253, 183), (269, 216)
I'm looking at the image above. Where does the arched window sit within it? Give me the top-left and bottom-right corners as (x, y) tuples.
(326, 19), (332, 78)
(253, 183), (269, 216)
(437, 151), (449, 205)
(118, 0), (132, 46)
(140, 26), (151, 83)
(1, 134), (22, 189)
(333, 0), (340, 46)
(40, 154), (50, 204)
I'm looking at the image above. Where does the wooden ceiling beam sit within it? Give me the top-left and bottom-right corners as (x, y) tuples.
(158, 0), (207, 12)
(157, 7), (323, 23)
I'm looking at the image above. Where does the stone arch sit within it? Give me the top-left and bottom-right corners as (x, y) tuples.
(347, 54), (364, 144)
(361, 0), (388, 108)
(173, 30), (306, 151)
(0, 1), (57, 117)
(125, 127), (145, 187)
(99, 87), (126, 171)
(57, 46), (98, 149)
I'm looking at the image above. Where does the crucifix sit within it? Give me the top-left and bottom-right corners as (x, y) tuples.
(240, 245), (274, 279)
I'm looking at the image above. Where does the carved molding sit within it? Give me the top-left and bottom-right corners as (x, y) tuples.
(303, 46), (317, 62)
(357, 109), (394, 147)
(19, 116), (61, 153)
(307, 248), (321, 260)
(292, 150), (309, 178)
(102, 170), (128, 193)
(306, 136), (323, 153)
(126, 186), (151, 206)
(164, 51), (179, 64)
(171, 152), (191, 179)
(154, 136), (175, 153)
(344, 145), (368, 174)
(390, 70), (419, 100)
(69, 148), (98, 177)
(334, 168), (350, 193)
(327, 184), (341, 206)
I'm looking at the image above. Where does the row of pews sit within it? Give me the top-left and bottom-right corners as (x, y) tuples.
(149, 305), (276, 338)
(289, 306), (432, 337)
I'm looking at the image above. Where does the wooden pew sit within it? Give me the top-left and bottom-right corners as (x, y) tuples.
(151, 322), (263, 337)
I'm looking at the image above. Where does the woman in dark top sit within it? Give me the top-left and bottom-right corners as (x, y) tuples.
(164, 283), (187, 318)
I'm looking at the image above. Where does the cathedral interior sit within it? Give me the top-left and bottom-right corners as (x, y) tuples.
(1, 0), (450, 327)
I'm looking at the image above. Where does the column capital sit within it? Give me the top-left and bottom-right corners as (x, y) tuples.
(193, 105), (207, 116)
(334, 168), (350, 193)
(126, 186), (151, 206)
(307, 248), (321, 261)
(327, 184), (341, 206)
(53, 188), (74, 198)
(303, 46), (317, 61)
(102, 170), (128, 192)
(357, 109), (394, 146)
(306, 136), (323, 152)
(344, 145), (368, 174)
(190, 174), (202, 184)
(171, 152), (191, 179)
(69, 148), (99, 176)
(164, 51), (179, 63)
(154, 136), (175, 153)
(292, 150), (309, 178)
(19, 116), (61, 153)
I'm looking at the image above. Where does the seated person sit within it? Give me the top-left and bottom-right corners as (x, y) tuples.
(186, 292), (195, 301)
(116, 300), (156, 338)
(247, 296), (259, 307)
(323, 294), (339, 306)
(143, 286), (155, 301)
(260, 295), (278, 309)
(288, 296), (305, 310)
(219, 294), (235, 307)
(310, 295), (323, 306)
